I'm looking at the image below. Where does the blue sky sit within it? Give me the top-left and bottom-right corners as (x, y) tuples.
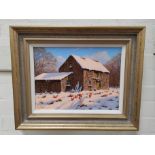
(45, 47), (122, 60)
(39, 47), (122, 70)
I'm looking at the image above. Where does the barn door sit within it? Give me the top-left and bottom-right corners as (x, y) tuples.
(96, 81), (101, 89)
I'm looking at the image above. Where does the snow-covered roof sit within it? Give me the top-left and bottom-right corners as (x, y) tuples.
(35, 72), (72, 80)
(72, 55), (109, 73)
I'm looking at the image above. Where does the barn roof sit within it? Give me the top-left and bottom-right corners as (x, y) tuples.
(35, 72), (72, 80)
(72, 55), (110, 73)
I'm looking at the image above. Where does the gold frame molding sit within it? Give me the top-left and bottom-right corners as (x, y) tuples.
(10, 26), (145, 130)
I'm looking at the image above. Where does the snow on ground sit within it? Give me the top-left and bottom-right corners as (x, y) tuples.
(35, 88), (119, 110)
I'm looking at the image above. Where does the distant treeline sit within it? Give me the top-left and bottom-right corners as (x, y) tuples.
(105, 53), (121, 87)
(34, 47), (57, 76)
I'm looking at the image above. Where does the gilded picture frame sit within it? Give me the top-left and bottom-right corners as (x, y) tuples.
(10, 26), (145, 130)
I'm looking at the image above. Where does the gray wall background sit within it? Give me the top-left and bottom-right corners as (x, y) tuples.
(0, 19), (155, 134)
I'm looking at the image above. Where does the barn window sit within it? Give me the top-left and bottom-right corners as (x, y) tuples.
(97, 72), (100, 78)
(66, 80), (71, 86)
(88, 80), (92, 85)
(69, 64), (72, 68)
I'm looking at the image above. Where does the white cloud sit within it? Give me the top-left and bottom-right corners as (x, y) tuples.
(87, 51), (111, 64)
(56, 56), (66, 70)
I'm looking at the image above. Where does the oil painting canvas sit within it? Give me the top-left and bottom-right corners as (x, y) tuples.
(30, 46), (125, 114)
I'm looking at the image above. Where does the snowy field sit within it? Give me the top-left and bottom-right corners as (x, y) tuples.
(35, 88), (119, 110)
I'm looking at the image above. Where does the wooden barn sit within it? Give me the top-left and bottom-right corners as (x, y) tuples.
(59, 55), (110, 91)
(35, 72), (72, 93)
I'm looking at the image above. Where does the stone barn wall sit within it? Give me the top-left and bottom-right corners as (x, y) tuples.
(35, 80), (61, 93)
(59, 56), (84, 90)
(83, 70), (109, 90)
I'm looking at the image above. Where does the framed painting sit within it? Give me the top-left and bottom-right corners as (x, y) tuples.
(10, 26), (145, 130)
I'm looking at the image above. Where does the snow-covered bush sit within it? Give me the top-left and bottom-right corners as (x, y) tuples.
(72, 81), (82, 92)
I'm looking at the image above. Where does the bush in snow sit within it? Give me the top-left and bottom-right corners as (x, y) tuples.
(72, 81), (82, 92)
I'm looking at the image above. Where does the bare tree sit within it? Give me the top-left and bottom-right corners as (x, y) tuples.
(105, 53), (121, 87)
(34, 47), (57, 76)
